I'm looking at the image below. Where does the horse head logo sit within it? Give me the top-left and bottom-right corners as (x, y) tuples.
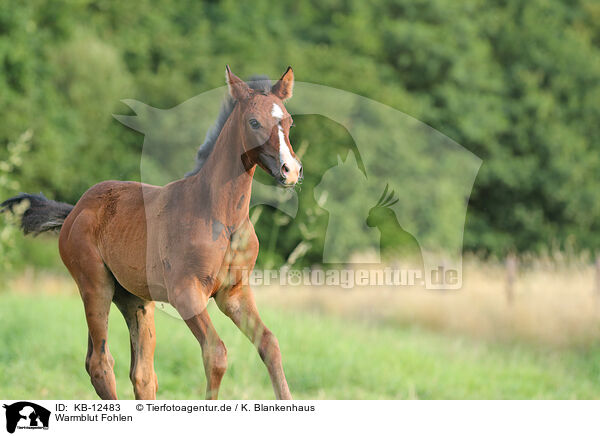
(114, 81), (482, 288)
(3, 402), (50, 434)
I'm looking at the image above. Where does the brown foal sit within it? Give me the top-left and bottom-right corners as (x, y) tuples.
(1, 66), (301, 400)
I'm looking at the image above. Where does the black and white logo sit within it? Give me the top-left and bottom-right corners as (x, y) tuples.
(3, 402), (50, 434)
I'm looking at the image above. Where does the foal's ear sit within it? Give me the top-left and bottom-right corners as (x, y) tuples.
(226, 65), (251, 101)
(272, 66), (294, 101)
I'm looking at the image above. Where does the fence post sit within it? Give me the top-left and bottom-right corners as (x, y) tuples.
(505, 253), (517, 304)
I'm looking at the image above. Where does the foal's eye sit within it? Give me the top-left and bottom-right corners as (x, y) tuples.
(249, 119), (261, 129)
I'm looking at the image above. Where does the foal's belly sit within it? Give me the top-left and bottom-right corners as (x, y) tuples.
(107, 256), (169, 302)
(100, 220), (170, 302)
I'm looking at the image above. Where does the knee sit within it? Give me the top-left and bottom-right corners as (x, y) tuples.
(209, 340), (228, 376)
(258, 330), (281, 363)
(131, 367), (156, 391)
(168, 287), (207, 320)
(88, 352), (114, 380)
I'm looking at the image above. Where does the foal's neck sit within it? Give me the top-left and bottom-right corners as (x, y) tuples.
(188, 114), (254, 225)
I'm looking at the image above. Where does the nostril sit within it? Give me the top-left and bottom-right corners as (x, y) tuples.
(281, 163), (290, 175)
(298, 166), (304, 180)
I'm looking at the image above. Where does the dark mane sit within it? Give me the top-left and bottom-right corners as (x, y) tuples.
(185, 75), (273, 177)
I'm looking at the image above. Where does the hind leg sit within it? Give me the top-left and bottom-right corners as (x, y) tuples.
(85, 333), (92, 374)
(60, 224), (118, 399)
(78, 269), (117, 400)
(113, 284), (158, 400)
(83, 331), (117, 398)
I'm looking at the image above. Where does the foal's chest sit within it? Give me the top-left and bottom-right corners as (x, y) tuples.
(213, 219), (259, 291)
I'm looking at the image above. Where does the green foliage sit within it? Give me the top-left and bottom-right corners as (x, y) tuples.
(0, 130), (31, 271)
(1, 0), (600, 269)
(0, 131), (66, 275)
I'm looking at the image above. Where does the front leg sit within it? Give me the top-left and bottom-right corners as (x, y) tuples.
(184, 309), (228, 400)
(167, 276), (227, 400)
(215, 284), (292, 400)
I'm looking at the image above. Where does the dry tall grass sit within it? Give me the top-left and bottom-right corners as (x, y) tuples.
(254, 256), (600, 348)
(5, 255), (600, 348)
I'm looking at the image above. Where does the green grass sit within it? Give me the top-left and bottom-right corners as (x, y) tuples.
(1, 293), (600, 399)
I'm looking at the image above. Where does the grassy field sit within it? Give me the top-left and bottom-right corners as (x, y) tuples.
(2, 284), (600, 399)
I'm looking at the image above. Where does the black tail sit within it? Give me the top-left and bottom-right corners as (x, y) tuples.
(0, 193), (74, 236)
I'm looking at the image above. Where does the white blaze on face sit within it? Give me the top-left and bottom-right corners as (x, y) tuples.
(271, 103), (284, 121)
(278, 125), (296, 166)
(271, 103), (301, 183)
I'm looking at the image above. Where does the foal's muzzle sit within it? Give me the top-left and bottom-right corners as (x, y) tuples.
(280, 160), (303, 186)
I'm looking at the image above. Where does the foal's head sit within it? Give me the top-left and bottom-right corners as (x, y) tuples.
(226, 66), (302, 187)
